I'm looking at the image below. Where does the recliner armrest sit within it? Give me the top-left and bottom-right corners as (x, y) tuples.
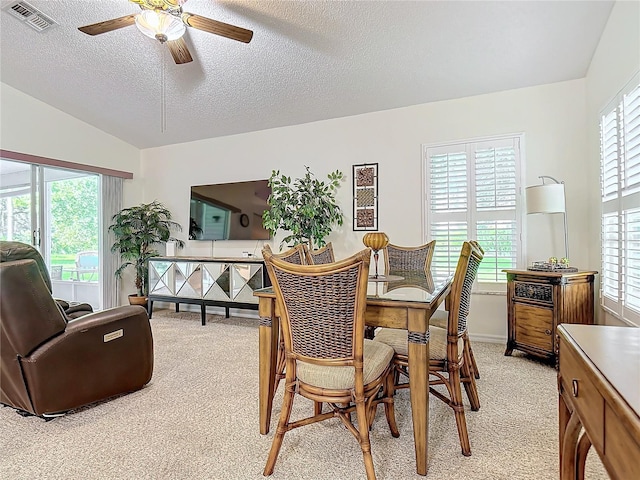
(54, 299), (93, 321)
(64, 305), (142, 333)
(55, 299), (70, 310)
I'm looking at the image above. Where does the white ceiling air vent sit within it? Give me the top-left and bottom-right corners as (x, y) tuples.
(3, 1), (56, 32)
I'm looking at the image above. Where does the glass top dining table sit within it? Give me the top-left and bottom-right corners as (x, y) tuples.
(254, 269), (453, 476)
(365, 270), (450, 301)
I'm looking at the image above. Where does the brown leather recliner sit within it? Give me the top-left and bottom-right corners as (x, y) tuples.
(0, 256), (154, 417)
(0, 241), (94, 319)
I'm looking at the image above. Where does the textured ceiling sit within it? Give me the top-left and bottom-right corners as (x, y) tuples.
(0, 0), (615, 149)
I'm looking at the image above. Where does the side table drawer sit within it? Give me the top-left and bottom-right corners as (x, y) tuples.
(513, 303), (553, 352)
(559, 340), (604, 452)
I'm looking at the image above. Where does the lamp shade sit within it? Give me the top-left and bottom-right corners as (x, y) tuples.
(525, 183), (566, 214)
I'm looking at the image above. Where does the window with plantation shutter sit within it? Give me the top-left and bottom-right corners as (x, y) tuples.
(424, 135), (524, 289)
(600, 77), (640, 326)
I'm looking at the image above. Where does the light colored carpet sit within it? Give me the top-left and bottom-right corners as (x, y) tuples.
(0, 309), (609, 480)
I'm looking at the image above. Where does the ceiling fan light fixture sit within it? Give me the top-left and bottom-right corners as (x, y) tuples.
(135, 9), (185, 43)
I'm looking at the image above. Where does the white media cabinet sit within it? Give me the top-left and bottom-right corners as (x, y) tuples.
(147, 257), (270, 326)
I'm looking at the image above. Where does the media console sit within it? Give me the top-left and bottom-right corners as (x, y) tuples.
(147, 257), (271, 326)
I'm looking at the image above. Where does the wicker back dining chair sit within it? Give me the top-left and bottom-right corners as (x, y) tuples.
(374, 240), (483, 456)
(263, 243), (307, 265)
(305, 242), (335, 265)
(262, 248), (399, 480)
(384, 240), (436, 275)
(364, 240), (436, 339)
(429, 240), (484, 380)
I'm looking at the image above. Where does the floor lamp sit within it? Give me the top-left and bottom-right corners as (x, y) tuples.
(525, 175), (569, 261)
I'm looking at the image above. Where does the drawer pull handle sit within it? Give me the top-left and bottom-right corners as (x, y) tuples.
(572, 379), (579, 397)
(545, 329), (552, 335)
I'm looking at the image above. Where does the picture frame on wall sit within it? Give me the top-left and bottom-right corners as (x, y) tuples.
(352, 163), (378, 231)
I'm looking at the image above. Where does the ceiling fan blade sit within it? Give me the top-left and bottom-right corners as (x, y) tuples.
(78, 14), (137, 36)
(182, 13), (253, 43)
(167, 37), (193, 64)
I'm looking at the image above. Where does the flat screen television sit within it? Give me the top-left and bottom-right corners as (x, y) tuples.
(189, 180), (271, 241)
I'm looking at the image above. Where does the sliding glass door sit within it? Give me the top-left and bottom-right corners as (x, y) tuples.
(0, 159), (102, 310)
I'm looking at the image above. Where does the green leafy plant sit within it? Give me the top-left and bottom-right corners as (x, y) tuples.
(109, 201), (184, 297)
(262, 166), (344, 250)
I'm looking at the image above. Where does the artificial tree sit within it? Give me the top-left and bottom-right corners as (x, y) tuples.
(262, 166), (344, 250)
(109, 201), (184, 299)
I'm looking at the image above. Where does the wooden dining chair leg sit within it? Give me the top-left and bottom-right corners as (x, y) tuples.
(384, 371), (400, 438)
(274, 334), (286, 392)
(365, 384), (386, 432)
(449, 367), (472, 456)
(354, 398), (377, 480)
(367, 397), (377, 432)
(462, 347), (480, 411)
(264, 385), (295, 476)
(465, 334), (480, 379)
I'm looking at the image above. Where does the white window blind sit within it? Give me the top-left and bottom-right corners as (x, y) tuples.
(424, 135), (523, 287)
(600, 78), (640, 325)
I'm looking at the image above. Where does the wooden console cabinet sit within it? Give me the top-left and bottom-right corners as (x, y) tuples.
(147, 257), (271, 325)
(558, 324), (640, 480)
(504, 269), (597, 362)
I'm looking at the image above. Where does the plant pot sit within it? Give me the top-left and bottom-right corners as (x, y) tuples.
(128, 294), (148, 306)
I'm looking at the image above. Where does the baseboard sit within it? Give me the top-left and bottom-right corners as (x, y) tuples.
(468, 332), (506, 344)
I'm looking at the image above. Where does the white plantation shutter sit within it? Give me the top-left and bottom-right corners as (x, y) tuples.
(429, 148), (468, 276)
(601, 212), (620, 305)
(424, 135), (523, 287)
(624, 209), (640, 313)
(601, 110), (619, 202)
(430, 150), (467, 212)
(430, 221), (468, 277)
(600, 77), (640, 325)
(476, 220), (517, 282)
(623, 87), (640, 193)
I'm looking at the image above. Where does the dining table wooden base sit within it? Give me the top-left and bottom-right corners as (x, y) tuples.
(406, 310), (430, 475)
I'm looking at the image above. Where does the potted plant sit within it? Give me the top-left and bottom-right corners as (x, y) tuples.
(262, 166), (344, 250)
(109, 201), (184, 304)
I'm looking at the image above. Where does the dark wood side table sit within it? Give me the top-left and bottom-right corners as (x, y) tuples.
(557, 324), (640, 480)
(503, 269), (597, 363)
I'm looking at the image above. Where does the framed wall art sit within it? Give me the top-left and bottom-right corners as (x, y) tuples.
(352, 163), (378, 231)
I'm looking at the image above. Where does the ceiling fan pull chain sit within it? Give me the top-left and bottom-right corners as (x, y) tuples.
(161, 49), (166, 134)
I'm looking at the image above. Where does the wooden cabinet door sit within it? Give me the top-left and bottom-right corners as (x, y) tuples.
(513, 303), (553, 352)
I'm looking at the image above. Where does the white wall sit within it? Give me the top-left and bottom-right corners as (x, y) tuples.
(141, 79), (590, 342)
(585, 0), (640, 326)
(0, 83), (143, 207)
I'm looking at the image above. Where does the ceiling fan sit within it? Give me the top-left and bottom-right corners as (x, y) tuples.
(78, 0), (253, 65)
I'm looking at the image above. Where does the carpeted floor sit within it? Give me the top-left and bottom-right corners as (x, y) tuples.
(0, 309), (608, 479)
